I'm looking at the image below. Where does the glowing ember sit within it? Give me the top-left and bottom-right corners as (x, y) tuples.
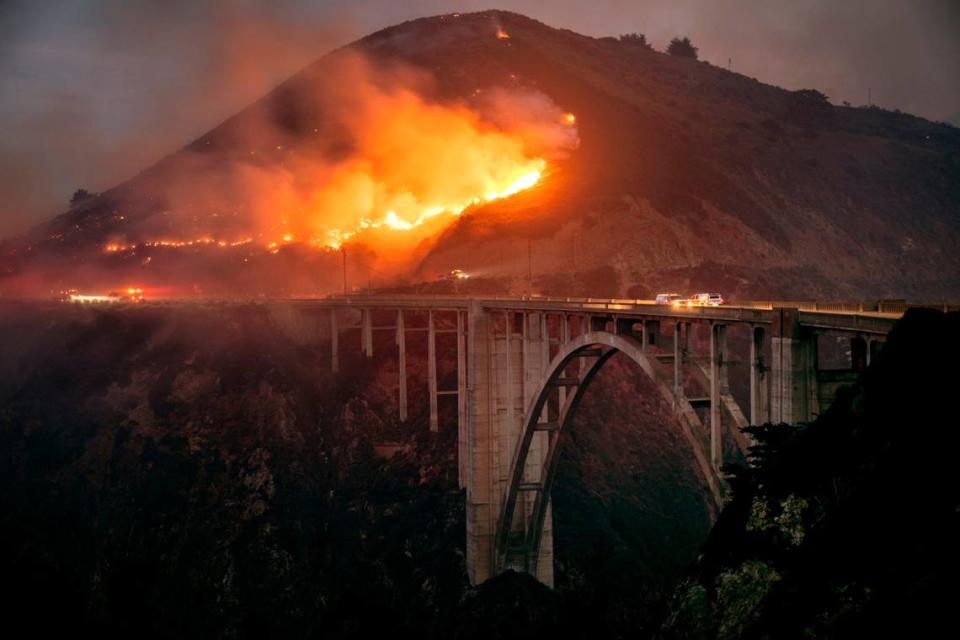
(103, 237), (254, 253)
(563, 113), (576, 125)
(66, 287), (144, 304)
(496, 29), (510, 39)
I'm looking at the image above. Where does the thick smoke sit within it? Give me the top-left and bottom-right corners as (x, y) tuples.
(0, 0), (354, 237)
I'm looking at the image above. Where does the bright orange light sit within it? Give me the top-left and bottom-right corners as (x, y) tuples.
(563, 113), (576, 125)
(496, 29), (510, 40)
(96, 55), (580, 262)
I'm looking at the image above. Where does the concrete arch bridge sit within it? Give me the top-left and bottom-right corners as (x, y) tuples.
(286, 295), (904, 586)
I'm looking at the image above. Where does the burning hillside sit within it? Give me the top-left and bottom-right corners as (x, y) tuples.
(2, 32), (578, 297)
(2, 10), (959, 299)
(94, 52), (576, 255)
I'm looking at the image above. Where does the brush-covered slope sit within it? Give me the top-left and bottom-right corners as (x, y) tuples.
(3, 10), (959, 299)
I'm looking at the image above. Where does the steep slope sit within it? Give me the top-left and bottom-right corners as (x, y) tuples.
(3, 10), (958, 299)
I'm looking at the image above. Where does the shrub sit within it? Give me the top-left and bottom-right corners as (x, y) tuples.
(619, 32), (652, 49)
(667, 37), (698, 59)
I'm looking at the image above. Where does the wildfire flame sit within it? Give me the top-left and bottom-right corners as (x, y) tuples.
(99, 53), (579, 262)
(496, 29), (511, 40)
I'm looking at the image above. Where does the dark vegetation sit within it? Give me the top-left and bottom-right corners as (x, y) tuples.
(661, 308), (960, 638)
(667, 37), (699, 59)
(619, 32), (652, 49)
(0, 301), (955, 637)
(0, 303), (711, 637)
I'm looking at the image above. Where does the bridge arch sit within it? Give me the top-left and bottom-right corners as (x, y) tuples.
(494, 330), (722, 576)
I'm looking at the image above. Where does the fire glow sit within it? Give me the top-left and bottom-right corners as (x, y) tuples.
(100, 53), (579, 260)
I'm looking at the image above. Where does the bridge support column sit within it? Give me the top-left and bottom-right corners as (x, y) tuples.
(868, 338), (883, 366)
(361, 308), (373, 358)
(750, 326), (769, 425)
(397, 310), (407, 422)
(458, 311), (467, 487)
(520, 312), (553, 585)
(771, 308), (818, 424)
(644, 320), (659, 351)
(466, 302), (495, 585)
(673, 321), (686, 401)
(710, 323), (728, 470)
(465, 305), (553, 587)
(330, 308), (339, 373)
(558, 314), (571, 408)
(428, 310), (438, 432)
(851, 335), (868, 372)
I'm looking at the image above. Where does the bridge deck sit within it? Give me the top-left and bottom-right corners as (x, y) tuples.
(288, 294), (904, 333)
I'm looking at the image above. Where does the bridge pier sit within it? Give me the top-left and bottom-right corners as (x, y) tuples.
(750, 326), (769, 425)
(458, 311), (467, 487)
(642, 320), (659, 351)
(397, 310), (407, 422)
(465, 306), (554, 587)
(673, 321), (688, 402)
(428, 310), (438, 432)
(771, 308), (818, 424)
(709, 323), (728, 470)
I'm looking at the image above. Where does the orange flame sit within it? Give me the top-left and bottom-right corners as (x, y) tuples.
(496, 29), (510, 40)
(100, 54), (579, 264)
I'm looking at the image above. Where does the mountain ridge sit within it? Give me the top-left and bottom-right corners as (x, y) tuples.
(3, 10), (958, 299)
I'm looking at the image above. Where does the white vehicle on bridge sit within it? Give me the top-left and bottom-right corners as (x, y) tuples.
(690, 292), (725, 306)
(655, 293), (683, 305)
(442, 268), (470, 281)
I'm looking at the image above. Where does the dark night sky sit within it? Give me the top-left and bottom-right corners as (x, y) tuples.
(2, 0), (958, 236)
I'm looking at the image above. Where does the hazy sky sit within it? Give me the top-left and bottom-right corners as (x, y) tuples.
(2, 0), (958, 236)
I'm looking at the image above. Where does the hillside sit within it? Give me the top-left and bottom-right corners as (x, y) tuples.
(2, 10), (959, 299)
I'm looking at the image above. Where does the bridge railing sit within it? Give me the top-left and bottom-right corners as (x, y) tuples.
(287, 293), (959, 321)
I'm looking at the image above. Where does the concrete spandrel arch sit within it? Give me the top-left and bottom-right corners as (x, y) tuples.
(494, 330), (722, 576)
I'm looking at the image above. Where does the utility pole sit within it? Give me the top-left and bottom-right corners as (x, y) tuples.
(527, 239), (533, 293)
(728, 57), (731, 71)
(868, 87), (872, 107)
(341, 247), (347, 295)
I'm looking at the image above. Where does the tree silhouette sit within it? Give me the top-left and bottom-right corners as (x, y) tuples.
(70, 188), (94, 207)
(619, 33), (651, 49)
(667, 36), (698, 59)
